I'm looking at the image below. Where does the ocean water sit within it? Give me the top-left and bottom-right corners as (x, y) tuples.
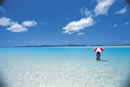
(0, 47), (129, 87)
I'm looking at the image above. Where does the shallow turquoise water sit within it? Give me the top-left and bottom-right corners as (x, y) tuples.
(0, 47), (129, 87)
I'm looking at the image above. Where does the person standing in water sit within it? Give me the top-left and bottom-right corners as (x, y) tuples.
(96, 52), (101, 61)
(94, 47), (104, 61)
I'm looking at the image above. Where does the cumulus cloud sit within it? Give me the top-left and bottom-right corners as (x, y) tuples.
(0, 17), (37, 32)
(94, 0), (115, 16)
(63, 17), (94, 34)
(22, 21), (37, 27)
(0, 17), (12, 26)
(63, 0), (115, 35)
(115, 7), (127, 14)
(7, 23), (28, 32)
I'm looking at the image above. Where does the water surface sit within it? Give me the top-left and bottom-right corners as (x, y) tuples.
(0, 47), (129, 87)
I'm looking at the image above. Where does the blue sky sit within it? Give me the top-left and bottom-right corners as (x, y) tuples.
(0, 0), (130, 47)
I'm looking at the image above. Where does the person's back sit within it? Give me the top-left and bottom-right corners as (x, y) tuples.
(96, 52), (101, 61)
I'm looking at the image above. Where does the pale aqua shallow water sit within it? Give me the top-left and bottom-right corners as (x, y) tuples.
(0, 47), (129, 87)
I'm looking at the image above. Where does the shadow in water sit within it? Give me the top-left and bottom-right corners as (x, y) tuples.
(98, 59), (109, 62)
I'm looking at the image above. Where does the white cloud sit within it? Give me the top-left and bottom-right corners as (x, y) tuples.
(0, 17), (37, 32)
(0, 17), (12, 26)
(7, 23), (28, 32)
(81, 8), (92, 17)
(22, 21), (37, 27)
(115, 7), (127, 14)
(63, 0), (115, 35)
(94, 0), (115, 16)
(63, 17), (94, 34)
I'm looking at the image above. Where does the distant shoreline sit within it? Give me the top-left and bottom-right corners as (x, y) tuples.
(0, 45), (130, 48)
